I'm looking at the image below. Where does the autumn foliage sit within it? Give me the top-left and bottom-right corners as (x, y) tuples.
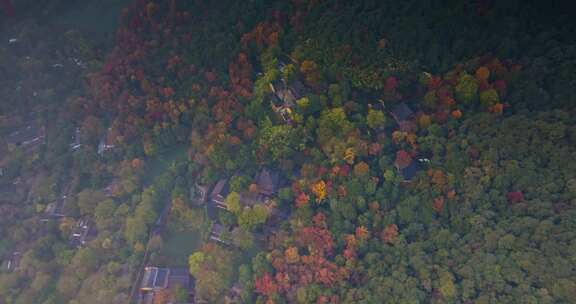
(355, 226), (370, 240)
(415, 56), (518, 122)
(229, 53), (253, 98)
(433, 196), (445, 213)
(255, 272), (278, 296)
(382, 224), (399, 244)
(311, 180), (327, 203)
(353, 161), (370, 177)
(240, 21), (282, 50)
(295, 191), (310, 208)
(254, 212), (349, 302)
(506, 191), (524, 204)
(395, 150), (412, 169)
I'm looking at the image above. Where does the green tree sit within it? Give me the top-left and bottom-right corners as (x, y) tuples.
(124, 216), (147, 246)
(225, 192), (242, 215)
(76, 189), (106, 216)
(57, 275), (80, 300)
(188, 244), (235, 302)
(479, 88), (499, 108)
(252, 253), (272, 277)
(189, 252), (205, 275)
(258, 119), (303, 162)
(439, 270), (457, 299)
(278, 187), (294, 205)
(229, 175), (250, 193)
(172, 284), (189, 303)
(232, 228), (255, 250)
(70, 247), (99, 279)
(195, 270), (226, 301)
(238, 204), (270, 231)
(238, 264), (255, 303)
(455, 73), (478, 104)
(30, 272), (51, 292)
(366, 109), (386, 130)
(94, 199), (116, 230)
(317, 107), (354, 145)
(328, 83), (343, 107)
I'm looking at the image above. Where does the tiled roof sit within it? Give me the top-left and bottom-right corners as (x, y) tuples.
(141, 267), (170, 290)
(256, 169), (279, 196)
(6, 125), (43, 145)
(399, 160), (419, 181)
(168, 268), (192, 289)
(271, 80), (307, 106)
(390, 103), (414, 123)
(210, 179), (228, 199)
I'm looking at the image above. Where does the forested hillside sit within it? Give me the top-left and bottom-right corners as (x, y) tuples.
(1, 1), (575, 303)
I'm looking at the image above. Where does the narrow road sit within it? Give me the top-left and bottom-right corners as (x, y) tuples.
(128, 200), (172, 303)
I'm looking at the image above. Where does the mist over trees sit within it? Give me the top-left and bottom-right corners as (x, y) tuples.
(1, 0), (575, 303)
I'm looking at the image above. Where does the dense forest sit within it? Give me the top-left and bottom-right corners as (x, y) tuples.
(1, 0), (576, 303)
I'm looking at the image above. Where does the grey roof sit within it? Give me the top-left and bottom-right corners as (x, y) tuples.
(206, 201), (219, 221)
(168, 267), (193, 289)
(191, 184), (209, 205)
(256, 169), (280, 196)
(210, 179), (228, 200)
(141, 267), (170, 290)
(141, 267), (157, 289)
(398, 160), (420, 181)
(156, 269), (169, 287)
(97, 128), (115, 155)
(291, 80), (307, 96)
(271, 80), (307, 106)
(209, 223), (231, 245)
(140, 267), (194, 304)
(276, 88), (297, 105)
(211, 223), (225, 235)
(70, 219), (96, 248)
(6, 125), (43, 146)
(155, 200), (171, 227)
(45, 198), (65, 217)
(71, 127), (81, 149)
(390, 103), (414, 123)
(240, 192), (260, 206)
(2, 251), (21, 272)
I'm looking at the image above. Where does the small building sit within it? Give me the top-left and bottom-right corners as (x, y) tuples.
(224, 284), (243, 304)
(395, 160), (420, 183)
(97, 128), (115, 155)
(6, 125), (45, 152)
(0, 158), (5, 177)
(0, 157), (7, 178)
(389, 102), (414, 125)
(269, 80), (307, 123)
(209, 223), (231, 245)
(70, 219), (96, 248)
(238, 192), (261, 207)
(270, 80), (306, 106)
(70, 127), (82, 150)
(255, 168), (280, 198)
(266, 206), (290, 229)
(97, 138), (114, 155)
(103, 178), (120, 198)
(206, 201), (219, 222)
(44, 197), (65, 218)
(190, 184), (210, 206)
(140, 267), (195, 304)
(210, 179), (229, 209)
(277, 54), (296, 68)
(154, 199), (172, 229)
(2, 251), (21, 272)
